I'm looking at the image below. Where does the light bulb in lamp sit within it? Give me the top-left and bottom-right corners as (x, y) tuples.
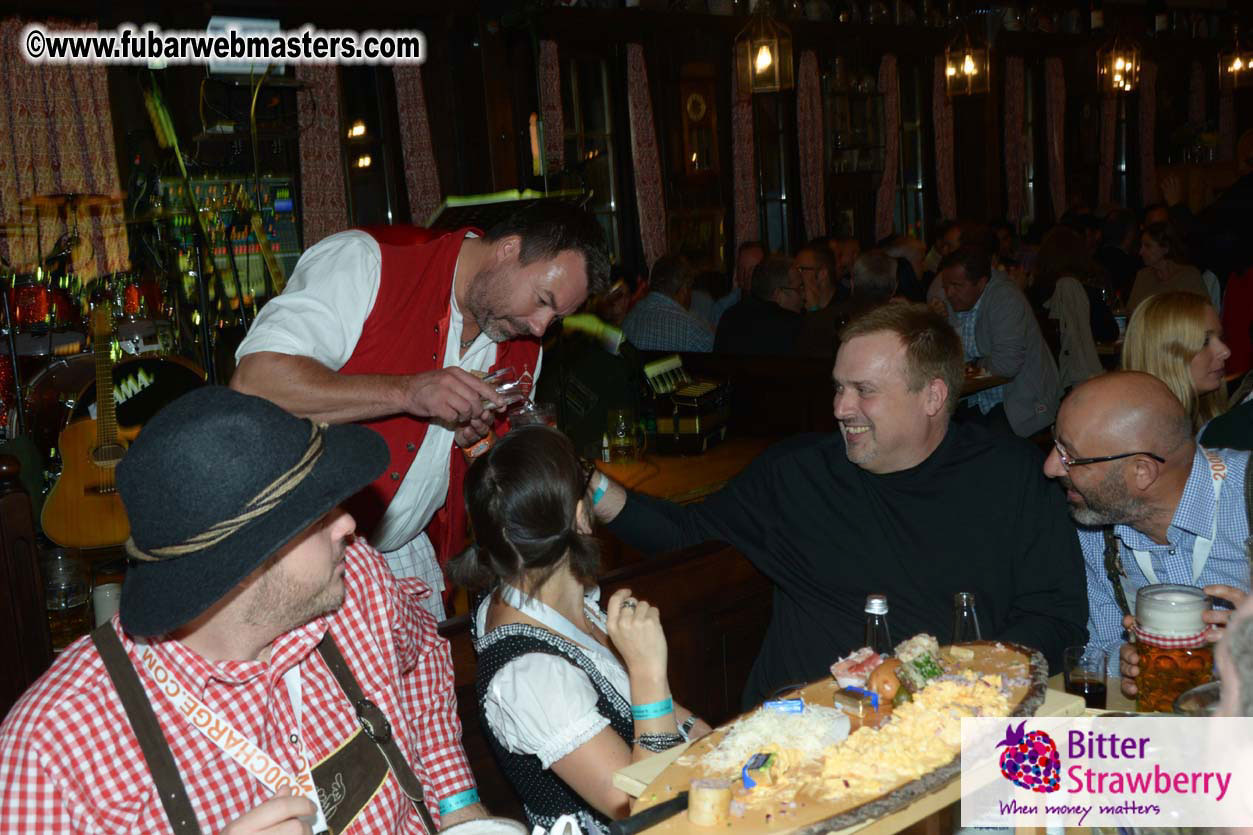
(963, 54), (975, 75)
(946, 64), (956, 77)
(755, 44), (773, 74)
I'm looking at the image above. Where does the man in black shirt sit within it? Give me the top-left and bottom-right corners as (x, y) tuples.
(594, 304), (1087, 707)
(714, 256), (803, 356)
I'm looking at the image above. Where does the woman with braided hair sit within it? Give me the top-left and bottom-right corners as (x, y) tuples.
(449, 426), (709, 834)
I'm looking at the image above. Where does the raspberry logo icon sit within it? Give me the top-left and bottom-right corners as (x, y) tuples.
(996, 721), (1060, 793)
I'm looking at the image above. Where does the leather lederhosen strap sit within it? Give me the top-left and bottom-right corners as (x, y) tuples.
(92, 624), (203, 835)
(1104, 449), (1253, 619)
(316, 631), (440, 835)
(94, 624), (443, 835)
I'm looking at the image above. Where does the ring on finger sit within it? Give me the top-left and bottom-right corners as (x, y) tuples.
(622, 598), (638, 611)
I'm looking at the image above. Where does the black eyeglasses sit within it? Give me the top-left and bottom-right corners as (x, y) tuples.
(1052, 439), (1166, 473)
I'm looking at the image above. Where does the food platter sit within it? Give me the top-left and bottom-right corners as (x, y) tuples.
(631, 641), (1049, 834)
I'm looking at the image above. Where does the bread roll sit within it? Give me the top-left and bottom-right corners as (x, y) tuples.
(867, 658), (903, 702)
(688, 778), (732, 826)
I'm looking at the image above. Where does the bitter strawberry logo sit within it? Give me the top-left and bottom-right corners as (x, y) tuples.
(997, 721), (1061, 793)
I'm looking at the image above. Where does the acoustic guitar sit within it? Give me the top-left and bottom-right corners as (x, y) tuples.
(42, 307), (137, 548)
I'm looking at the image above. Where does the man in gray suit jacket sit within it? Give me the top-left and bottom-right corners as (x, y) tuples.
(939, 245), (1061, 437)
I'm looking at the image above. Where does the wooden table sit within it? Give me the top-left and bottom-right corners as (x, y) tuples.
(597, 436), (775, 505)
(613, 682), (1088, 834)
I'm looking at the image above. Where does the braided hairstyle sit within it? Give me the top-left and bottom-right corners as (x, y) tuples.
(448, 425), (600, 596)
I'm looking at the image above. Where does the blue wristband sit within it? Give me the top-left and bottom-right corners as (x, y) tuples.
(631, 697), (674, 720)
(438, 788), (480, 816)
(592, 472), (609, 505)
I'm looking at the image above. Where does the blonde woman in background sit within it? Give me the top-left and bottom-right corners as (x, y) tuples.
(1121, 291), (1231, 434)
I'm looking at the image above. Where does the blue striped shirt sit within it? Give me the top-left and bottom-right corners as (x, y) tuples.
(953, 291), (1006, 414)
(1077, 447), (1252, 674)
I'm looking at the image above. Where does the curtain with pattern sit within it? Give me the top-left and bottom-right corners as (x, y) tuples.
(0, 18), (127, 280)
(797, 51), (825, 241)
(394, 66), (442, 226)
(874, 55), (899, 242)
(296, 65), (348, 247)
(626, 44), (666, 269)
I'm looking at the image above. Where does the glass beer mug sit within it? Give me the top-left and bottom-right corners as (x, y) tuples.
(1133, 584), (1213, 713)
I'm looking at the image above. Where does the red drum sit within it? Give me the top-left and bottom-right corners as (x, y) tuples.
(48, 282), (81, 329)
(9, 275), (49, 330)
(139, 278), (170, 320)
(121, 281), (143, 317)
(0, 331), (84, 432)
(23, 353), (206, 462)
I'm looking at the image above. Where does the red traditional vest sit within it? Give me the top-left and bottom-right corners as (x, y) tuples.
(340, 226), (541, 567)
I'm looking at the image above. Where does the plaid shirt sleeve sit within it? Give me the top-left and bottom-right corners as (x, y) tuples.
(366, 542), (475, 820)
(0, 733), (78, 833)
(346, 541), (477, 826)
(1078, 528), (1130, 675)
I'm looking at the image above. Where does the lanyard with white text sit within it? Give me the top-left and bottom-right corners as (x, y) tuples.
(1128, 449), (1226, 586)
(133, 642), (329, 833)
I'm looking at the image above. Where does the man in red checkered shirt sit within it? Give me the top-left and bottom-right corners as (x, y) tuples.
(0, 387), (490, 834)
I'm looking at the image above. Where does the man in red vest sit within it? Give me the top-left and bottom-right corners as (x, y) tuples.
(231, 204), (610, 618)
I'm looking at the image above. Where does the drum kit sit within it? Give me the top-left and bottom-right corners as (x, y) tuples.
(0, 191), (208, 484)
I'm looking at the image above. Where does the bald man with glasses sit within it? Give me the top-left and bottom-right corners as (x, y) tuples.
(1044, 371), (1251, 697)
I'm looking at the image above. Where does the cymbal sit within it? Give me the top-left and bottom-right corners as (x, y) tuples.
(20, 192), (124, 210)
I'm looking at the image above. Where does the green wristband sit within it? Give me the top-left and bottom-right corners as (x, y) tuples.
(631, 697), (674, 720)
(438, 788), (480, 816)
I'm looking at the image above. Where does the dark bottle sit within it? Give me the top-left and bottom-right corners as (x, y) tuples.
(864, 594), (892, 655)
(952, 591), (983, 642)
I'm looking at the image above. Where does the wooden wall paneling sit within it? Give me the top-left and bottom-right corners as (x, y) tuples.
(600, 543), (773, 723)
(918, 54), (942, 242)
(507, 33), (539, 191)
(420, 13), (463, 202)
(1064, 49), (1100, 213)
(1027, 55), (1057, 225)
(479, 18), (519, 191)
(952, 95), (988, 222)
(439, 17), (493, 197)
(0, 458), (52, 719)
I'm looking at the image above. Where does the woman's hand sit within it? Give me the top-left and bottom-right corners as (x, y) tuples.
(606, 588), (668, 682)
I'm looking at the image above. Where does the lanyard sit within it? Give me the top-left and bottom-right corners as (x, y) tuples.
(133, 641), (329, 833)
(1128, 449), (1226, 586)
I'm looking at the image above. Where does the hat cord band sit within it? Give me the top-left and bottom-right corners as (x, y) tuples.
(126, 422), (328, 563)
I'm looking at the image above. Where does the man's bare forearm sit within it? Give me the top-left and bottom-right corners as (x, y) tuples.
(231, 351), (410, 424)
